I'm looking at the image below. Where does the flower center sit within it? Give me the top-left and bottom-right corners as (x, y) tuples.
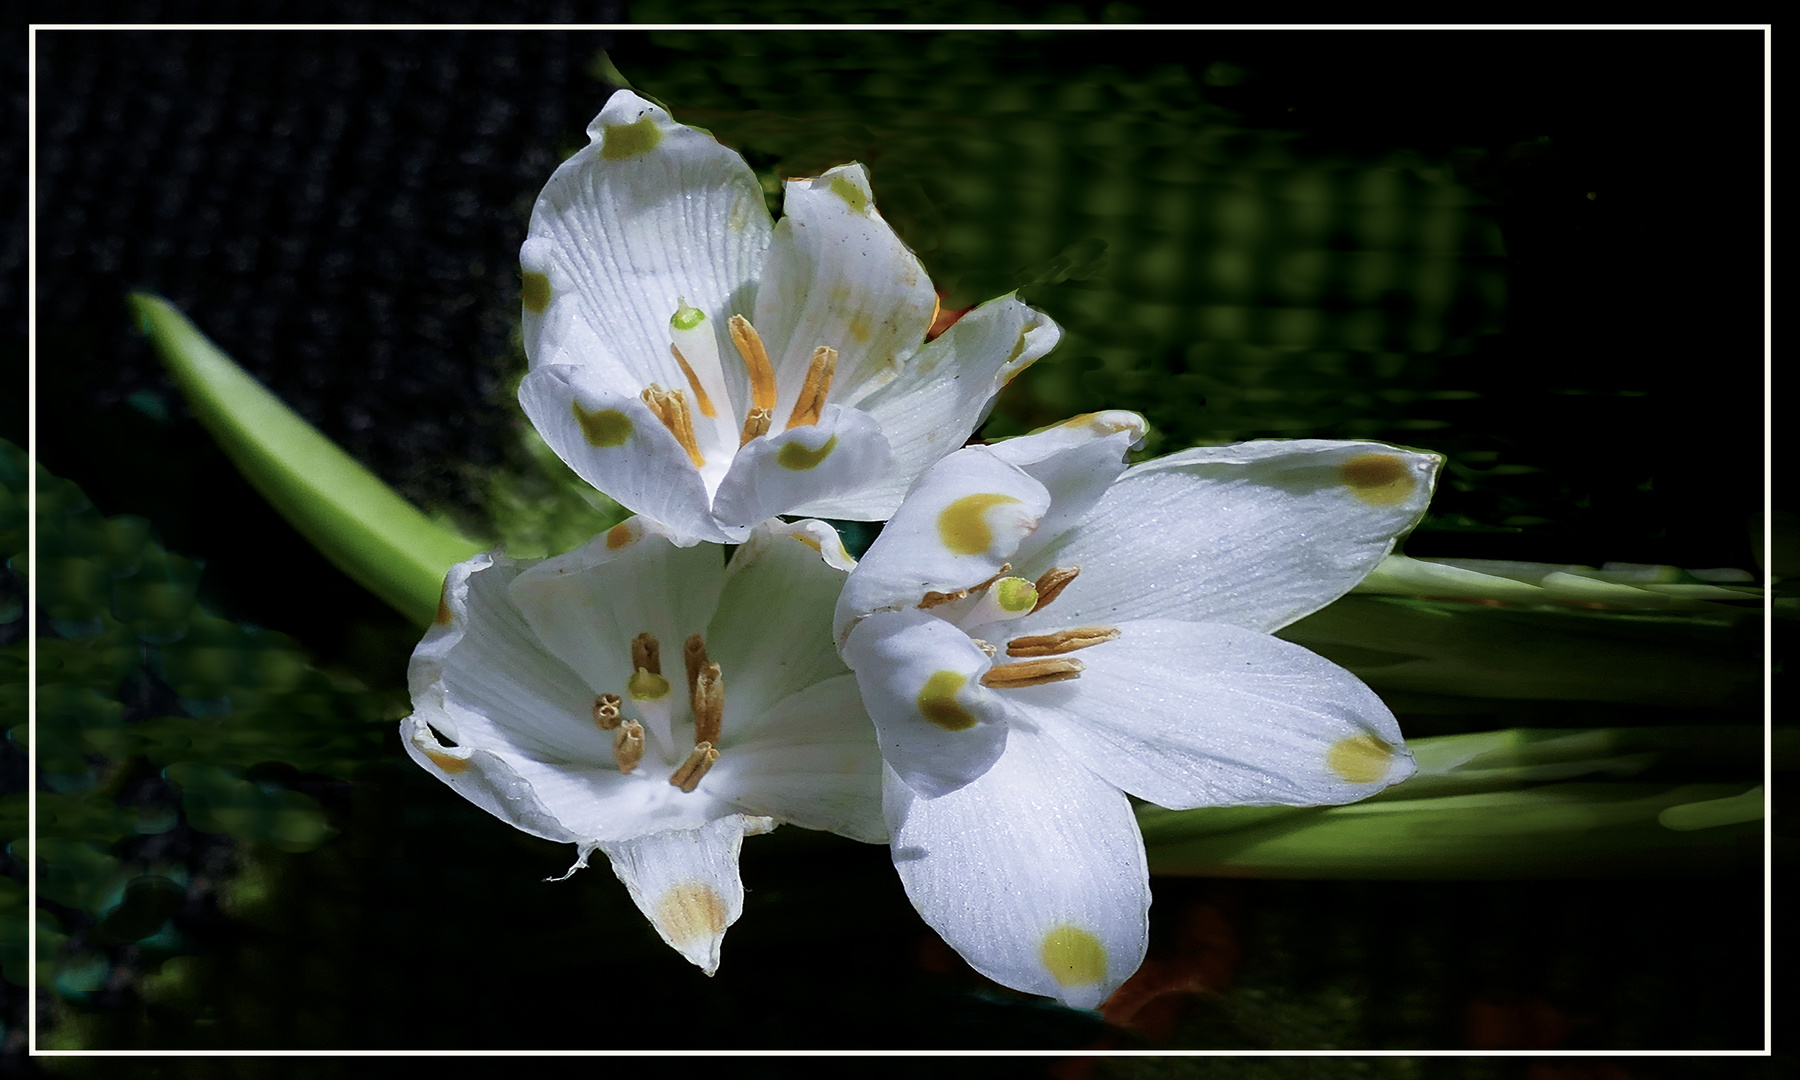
(589, 630), (727, 792)
(658, 300), (839, 471)
(917, 564), (1118, 689)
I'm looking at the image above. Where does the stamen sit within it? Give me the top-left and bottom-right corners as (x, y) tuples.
(669, 742), (720, 793)
(668, 343), (717, 418)
(740, 405), (773, 446)
(981, 657), (1085, 688)
(729, 315), (778, 416)
(785, 345), (837, 429)
(920, 564), (1012, 610)
(614, 720), (645, 773)
(1031, 566), (1080, 613)
(641, 384), (706, 468)
(631, 632), (662, 676)
(592, 692), (623, 730)
(683, 634), (709, 705)
(692, 662), (724, 747)
(1006, 626), (1120, 657)
(970, 637), (998, 658)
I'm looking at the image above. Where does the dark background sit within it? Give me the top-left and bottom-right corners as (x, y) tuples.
(14, 11), (1773, 1066)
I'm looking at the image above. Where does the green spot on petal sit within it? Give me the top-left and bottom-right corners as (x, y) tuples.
(628, 669), (672, 700)
(601, 115), (662, 160)
(1327, 734), (1393, 784)
(994, 577), (1038, 614)
(917, 670), (977, 731)
(1040, 925), (1107, 988)
(671, 298), (706, 331)
(521, 270), (551, 314)
(829, 173), (870, 214)
(778, 435), (838, 471)
(937, 493), (1023, 556)
(573, 404), (633, 448)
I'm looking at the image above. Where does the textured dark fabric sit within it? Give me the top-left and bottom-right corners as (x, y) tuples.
(34, 19), (620, 517)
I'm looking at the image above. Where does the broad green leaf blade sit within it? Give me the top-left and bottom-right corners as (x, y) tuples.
(129, 293), (482, 626)
(1137, 727), (1777, 878)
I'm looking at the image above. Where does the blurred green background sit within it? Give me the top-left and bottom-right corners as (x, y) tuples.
(15, 10), (1772, 1066)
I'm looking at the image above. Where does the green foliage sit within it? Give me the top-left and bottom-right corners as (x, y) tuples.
(9, 440), (388, 1000)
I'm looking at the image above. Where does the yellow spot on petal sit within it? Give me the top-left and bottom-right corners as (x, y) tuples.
(1339, 453), (1414, 507)
(1327, 734), (1394, 784)
(778, 434), (838, 471)
(829, 173), (870, 214)
(424, 749), (470, 775)
(917, 670), (978, 731)
(654, 881), (729, 946)
(1040, 925), (1107, 988)
(937, 493), (1024, 556)
(605, 522), (635, 550)
(792, 531), (823, 554)
(601, 114), (662, 160)
(573, 404), (633, 448)
(846, 311), (873, 343)
(521, 270), (551, 314)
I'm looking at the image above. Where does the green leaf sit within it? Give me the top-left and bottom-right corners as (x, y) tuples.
(128, 294), (482, 625)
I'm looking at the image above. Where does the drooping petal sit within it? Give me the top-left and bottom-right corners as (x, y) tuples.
(884, 726), (1150, 1010)
(600, 813), (775, 975)
(834, 446), (1050, 646)
(751, 164), (938, 415)
(1021, 440), (1442, 634)
(519, 365), (743, 545)
(401, 713), (587, 846)
(709, 405), (894, 530)
(984, 411), (1147, 568)
(842, 610), (1014, 799)
(520, 90), (770, 398)
(507, 517), (727, 704)
(829, 296), (1065, 519)
(1001, 618), (1415, 810)
(712, 673), (887, 843)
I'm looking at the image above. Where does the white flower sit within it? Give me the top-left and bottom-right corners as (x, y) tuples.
(403, 517), (884, 974)
(833, 413), (1443, 1007)
(517, 90), (1059, 545)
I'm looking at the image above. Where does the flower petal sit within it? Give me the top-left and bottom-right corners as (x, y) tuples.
(984, 410), (1147, 568)
(600, 813), (775, 975)
(842, 609), (1013, 799)
(710, 404), (893, 530)
(1002, 618), (1415, 809)
(752, 164), (938, 414)
(714, 673), (887, 843)
(705, 518), (857, 733)
(829, 296), (1064, 519)
(520, 90), (770, 397)
(401, 713), (586, 846)
(507, 517), (727, 702)
(1025, 440), (1442, 633)
(833, 446), (1050, 645)
(519, 365), (742, 545)
(884, 726), (1149, 1010)
(412, 549), (607, 765)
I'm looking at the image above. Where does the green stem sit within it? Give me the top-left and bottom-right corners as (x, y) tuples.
(129, 294), (482, 626)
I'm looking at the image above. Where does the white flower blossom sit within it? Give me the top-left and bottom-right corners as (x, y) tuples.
(404, 517), (883, 974)
(834, 412), (1443, 1007)
(518, 90), (1058, 545)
